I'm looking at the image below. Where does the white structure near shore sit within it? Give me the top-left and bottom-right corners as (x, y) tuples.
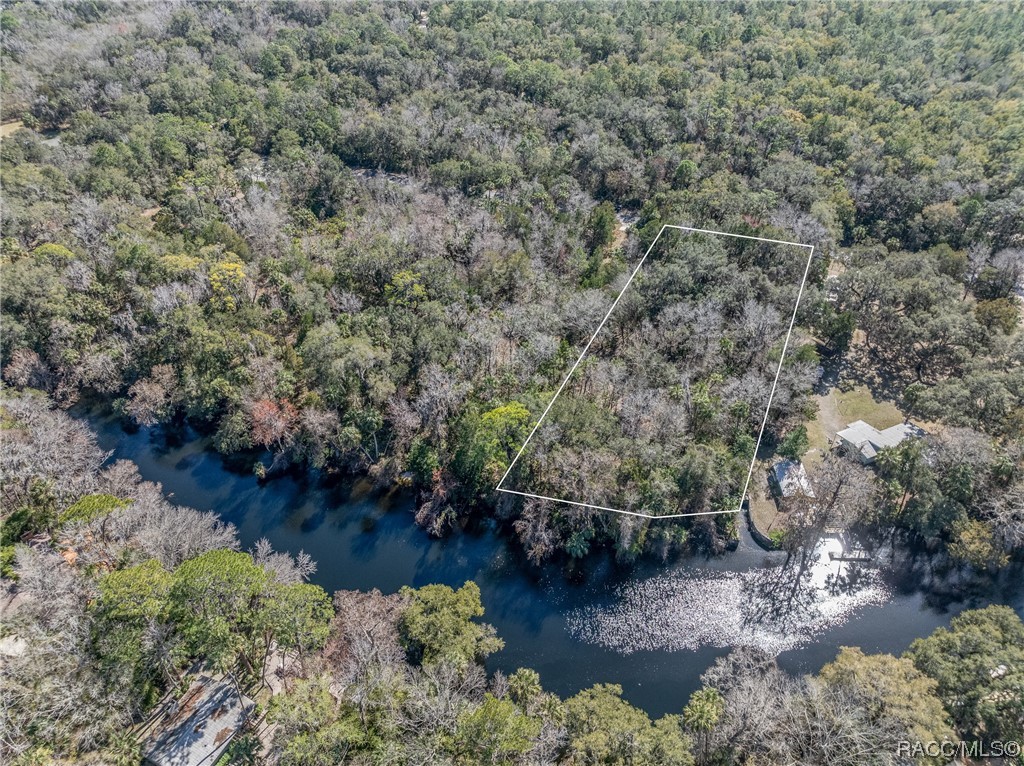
(836, 420), (925, 464)
(770, 459), (814, 499)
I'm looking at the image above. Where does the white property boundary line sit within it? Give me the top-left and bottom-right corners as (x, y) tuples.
(495, 224), (815, 520)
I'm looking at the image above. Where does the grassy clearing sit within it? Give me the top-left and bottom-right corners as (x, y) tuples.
(804, 415), (831, 463)
(832, 385), (904, 427)
(806, 383), (904, 456)
(748, 466), (783, 534)
(0, 121), (25, 139)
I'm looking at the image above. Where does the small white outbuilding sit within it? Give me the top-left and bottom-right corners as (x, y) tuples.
(770, 459), (814, 499)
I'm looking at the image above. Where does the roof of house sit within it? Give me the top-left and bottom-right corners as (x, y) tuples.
(836, 420), (923, 459)
(143, 674), (254, 766)
(771, 459), (814, 498)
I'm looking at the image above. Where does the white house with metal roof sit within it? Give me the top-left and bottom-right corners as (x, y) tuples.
(770, 459), (814, 499)
(835, 420), (924, 464)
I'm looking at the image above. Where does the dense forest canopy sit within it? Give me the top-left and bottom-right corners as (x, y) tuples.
(2, 0), (1022, 564)
(503, 231), (813, 540)
(1, 1), (1024, 764)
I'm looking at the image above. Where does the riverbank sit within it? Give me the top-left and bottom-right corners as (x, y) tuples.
(73, 402), (1024, 717)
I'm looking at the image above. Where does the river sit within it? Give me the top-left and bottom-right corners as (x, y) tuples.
(79, 405), (1024, 718)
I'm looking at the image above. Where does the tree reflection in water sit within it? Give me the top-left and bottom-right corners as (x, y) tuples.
(740, 537), (886, 639)
(567, 535), (892, 656)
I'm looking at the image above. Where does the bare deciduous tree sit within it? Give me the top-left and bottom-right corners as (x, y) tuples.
(251, 537), (317, 584)
(125, 364), (180, 426)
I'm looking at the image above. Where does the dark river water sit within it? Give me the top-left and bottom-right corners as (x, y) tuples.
(80, 405), (1024, 718)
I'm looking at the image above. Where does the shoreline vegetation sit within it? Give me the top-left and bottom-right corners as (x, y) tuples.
(2, 389), (1022, 765)
(1, 2), (1021, 571)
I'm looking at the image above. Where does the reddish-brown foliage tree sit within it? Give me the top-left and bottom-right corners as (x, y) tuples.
(250, 398), (297, 448)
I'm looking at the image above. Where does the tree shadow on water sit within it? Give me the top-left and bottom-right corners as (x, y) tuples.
(298, 506), (328, 534)
(739, 559), (821, 635)
(822, 562), (882, 598)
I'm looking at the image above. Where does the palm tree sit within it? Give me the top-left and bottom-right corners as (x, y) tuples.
(508, 667), (543, 713)
(683, 687), (724, 765)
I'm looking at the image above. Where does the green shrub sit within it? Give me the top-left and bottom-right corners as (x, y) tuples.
(59, 494), (130, 526)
